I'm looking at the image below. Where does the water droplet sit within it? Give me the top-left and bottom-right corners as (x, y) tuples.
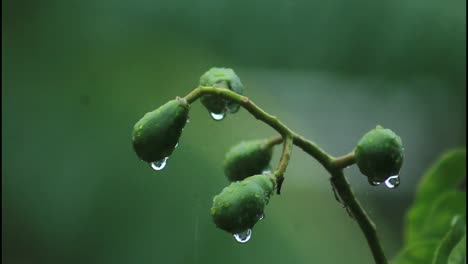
(368, 179), (381, 186)
(262, 169), (272, 174)
(150, 157), (168, 171)
(384, 175), (400, 189)
(257, 213), (264, 220)
(210, 112), (225, 121)
(186, 118), (190, 123)
(233, 229), (252, 243)
(174, 142), (179, 148)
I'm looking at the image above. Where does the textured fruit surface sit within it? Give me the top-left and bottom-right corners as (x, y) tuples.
(224, 139), (273, 182)
(211, 174), (275, 234)
(199, 67), (244, 114)
(132, 99), (189, 163)
(355, 126), (404, 182)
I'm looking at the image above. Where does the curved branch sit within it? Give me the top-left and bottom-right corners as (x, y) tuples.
(330, 170), (388, 264)
(183, 86), (387, 264)
(184, 87), (333, 169)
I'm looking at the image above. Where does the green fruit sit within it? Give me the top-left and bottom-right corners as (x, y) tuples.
(199, 67), (244, 114)
(211, 174), (275, 234)
(132, 98), (189, 163)
(224, 139), (274, 182)
(355, 125), (404, 183)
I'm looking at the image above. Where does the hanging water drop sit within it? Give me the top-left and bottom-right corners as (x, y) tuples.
(367, 178), (381, 186)
(210, 112), (225, 121)
(186, 118), (190, 123)
(258, 213), (265, 220)
(150, 157), (168, 171)
(384, 175), (400, 189)
(233, 229), (252, 243)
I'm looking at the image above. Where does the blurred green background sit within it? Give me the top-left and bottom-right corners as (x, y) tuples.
(2, 0), (465, 263)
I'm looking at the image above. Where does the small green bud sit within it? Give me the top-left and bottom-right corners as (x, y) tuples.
(132, 98), (189, 163)
(224, 139), (273, 182)
(199, 67), (244, 115)
(355, 125), (404, 183)
(211, 174), (275, 234)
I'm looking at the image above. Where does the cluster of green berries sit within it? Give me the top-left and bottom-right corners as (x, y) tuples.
(131, 67), (404, 240)
(212, 139), (276, 235)
(131, 67), (274, 236)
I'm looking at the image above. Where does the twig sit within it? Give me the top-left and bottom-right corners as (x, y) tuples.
(183, 86), (388, 264)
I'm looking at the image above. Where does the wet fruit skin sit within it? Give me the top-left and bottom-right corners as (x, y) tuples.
(199, 67), (244, 114)
(211, 174), (275, 234)
(132, 98), (189, 163)
(355, 126), (404, 183)
(224, 139), (273, 182)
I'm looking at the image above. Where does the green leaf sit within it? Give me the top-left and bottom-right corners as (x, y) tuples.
(392, 241), (439, 264)
(432, 216), (466, 264)
(421, 192), (466, 241)
(448, 234), (466, 264)
(405, 149), (466, 244)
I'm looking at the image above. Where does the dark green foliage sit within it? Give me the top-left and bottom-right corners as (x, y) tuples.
(404, 149), (466, 244)
(393, 149), (466, 264)
(199, 67), (244, 114)
(355, 125), (404, 182)
(224, 139), (274, 182)
(211, 174), (275, 234)
(432, 216), (466, 264)
(132, 98), (189, 162)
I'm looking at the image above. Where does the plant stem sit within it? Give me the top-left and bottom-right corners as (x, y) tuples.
(274, 136), (293, 194)
(330, 170), (388, 264)
(263, 134), (283, 149)
(332, 151), (357, 170)
(183, 86), (387, 264)
(292, 134), (334, 170)
(185, 87), (333, 168)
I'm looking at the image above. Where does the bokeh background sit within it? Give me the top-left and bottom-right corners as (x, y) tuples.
(2, 0), (466, 263)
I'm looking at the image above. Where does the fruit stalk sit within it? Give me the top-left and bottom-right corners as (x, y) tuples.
(183, 85), (388, 264)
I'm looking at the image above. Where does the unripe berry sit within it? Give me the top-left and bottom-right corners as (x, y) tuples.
(132, 98), (189, 163)
(211, 174), (275, 234)
(355, 125), (404, 183)
(224, 139), (273, 182)
(199, 67), (244, 115)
